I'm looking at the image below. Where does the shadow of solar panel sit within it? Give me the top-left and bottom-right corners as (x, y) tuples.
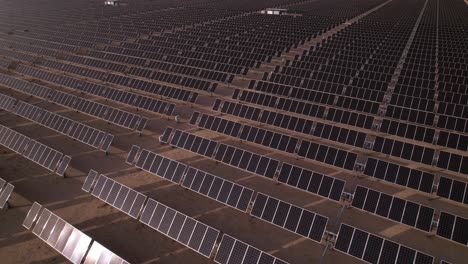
(335, 224), (433, 264)
(251, 193), (328, 242)
(182, 167), (254, 212)
(140, 198), (219, 258)
(90, 175), (146, 219)
(215, 234), (289, 264)
(278, 163), (344, 201)
(352, 186), (434, 232)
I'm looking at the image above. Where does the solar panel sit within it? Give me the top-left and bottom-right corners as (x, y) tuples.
(214, 234), (288, 264)
(5, 97), (113, 152)
(0, 73), (146, 131)
(56, 155), (72, 177)
(195, 113), (302, 155)
(136, 117), (148, 133)
(82, 170), (98, 193)
(0, 124), (69, 175)
(126, 145), (140, 165)
(436, 212), (468, 246)
(29, 208), (92, 264)
(297, 140), (357, 171)
(363, 158), (434, 193)
(335, 224), (433, 264)
(159, 126), (173, 144)
(278, 163), (345, 201)
(182, 167), (254, 212)
(83, 241), (129, 264)
(372, 137), (435, 167)
(140, 198), (219, 258)
(189, 111), (200, 125)
(133, 148), (187, 184)
(23, 202), (43, 230)
(100, 134), (114, 153)
(437, 176), (468, 205)
(0, 183), (14, 209)
(352, 186), (434, 232)
(90, 174), (146, 219)
(251, 193), (328, 242)
(214, 142), (280, 179)
(170, 129), (218, 158)
(13, 65), (176, 117)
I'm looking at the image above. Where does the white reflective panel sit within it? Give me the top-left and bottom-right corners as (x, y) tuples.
(69, 233), (92, 264)
(84, 241), (128, 264)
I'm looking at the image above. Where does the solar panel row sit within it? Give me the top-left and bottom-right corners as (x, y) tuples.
(0, 124), (70, 176)
(0, 94), (114, 152)
(335, 224), (434, 264)
(14, 64), (175, 116)
(169, 129), (280, 179)
(23, 203), (129, 264)
(192, 112), (357, 171)
(90, 174), (147, 219)
(251, 193), (328, 243)
(0, 73), (148, 132)
(215, 234), (288, 264)
(352, 186), (434, 232)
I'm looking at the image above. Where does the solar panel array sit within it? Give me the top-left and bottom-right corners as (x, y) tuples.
(0, 0), (467, 262)
(0, 124), (71, 176)
(210, 103), (357, 171)
(80, 169), (287, 262)
(23, 202), (129, 264)
(126, 146), (335, 247)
